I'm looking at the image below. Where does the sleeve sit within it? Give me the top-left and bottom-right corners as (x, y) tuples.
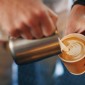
(73, 0), (85, 6)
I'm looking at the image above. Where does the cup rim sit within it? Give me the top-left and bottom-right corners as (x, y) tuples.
(69, 70), (85, 75)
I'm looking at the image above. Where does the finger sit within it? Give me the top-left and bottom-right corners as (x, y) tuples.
(23, 13), (43, 39)
(78, 28), (85, 35)
(39, 10), (55, 36)
(46, 6), (59, 35)
(18, 24), (33, 39)
(65, 22), (77, 35)
(78, 28), (85, 33)
(31, 25), (43, 39)
(8, 28), (20, 38)
(46, 6), (58, 26)
(80, 30), (85, 35)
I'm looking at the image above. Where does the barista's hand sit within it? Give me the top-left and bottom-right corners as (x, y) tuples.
(65, 5), (85, 35)
(0, 0), (57, 39)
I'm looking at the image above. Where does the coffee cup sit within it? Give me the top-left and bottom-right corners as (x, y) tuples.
(59, 33), (85, 75)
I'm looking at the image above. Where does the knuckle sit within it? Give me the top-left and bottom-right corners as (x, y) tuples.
(18, 15), (35, 28)
(8, 28), (18, 36)
(37, 9), (46, 18)
(17, 22), (27, 31)
(17, 22), (24, 28)
(27, 18), (35, 27)
(17, 22), (24, 29)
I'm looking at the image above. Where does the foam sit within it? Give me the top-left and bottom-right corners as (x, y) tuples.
(66, 40), (84, 57)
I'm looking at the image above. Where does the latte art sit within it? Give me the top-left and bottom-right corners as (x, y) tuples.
(59, 33), (85, 62)
(66, 40), (85, 58)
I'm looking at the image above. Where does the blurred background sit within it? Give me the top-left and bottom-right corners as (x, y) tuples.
(0, 0), (85, 85)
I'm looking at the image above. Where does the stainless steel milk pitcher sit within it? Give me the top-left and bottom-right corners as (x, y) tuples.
(8, 34), (61, 65)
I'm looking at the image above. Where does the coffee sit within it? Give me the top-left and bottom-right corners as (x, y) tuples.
(60, 37), (85, 62)
(59, 33), (85, 75)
